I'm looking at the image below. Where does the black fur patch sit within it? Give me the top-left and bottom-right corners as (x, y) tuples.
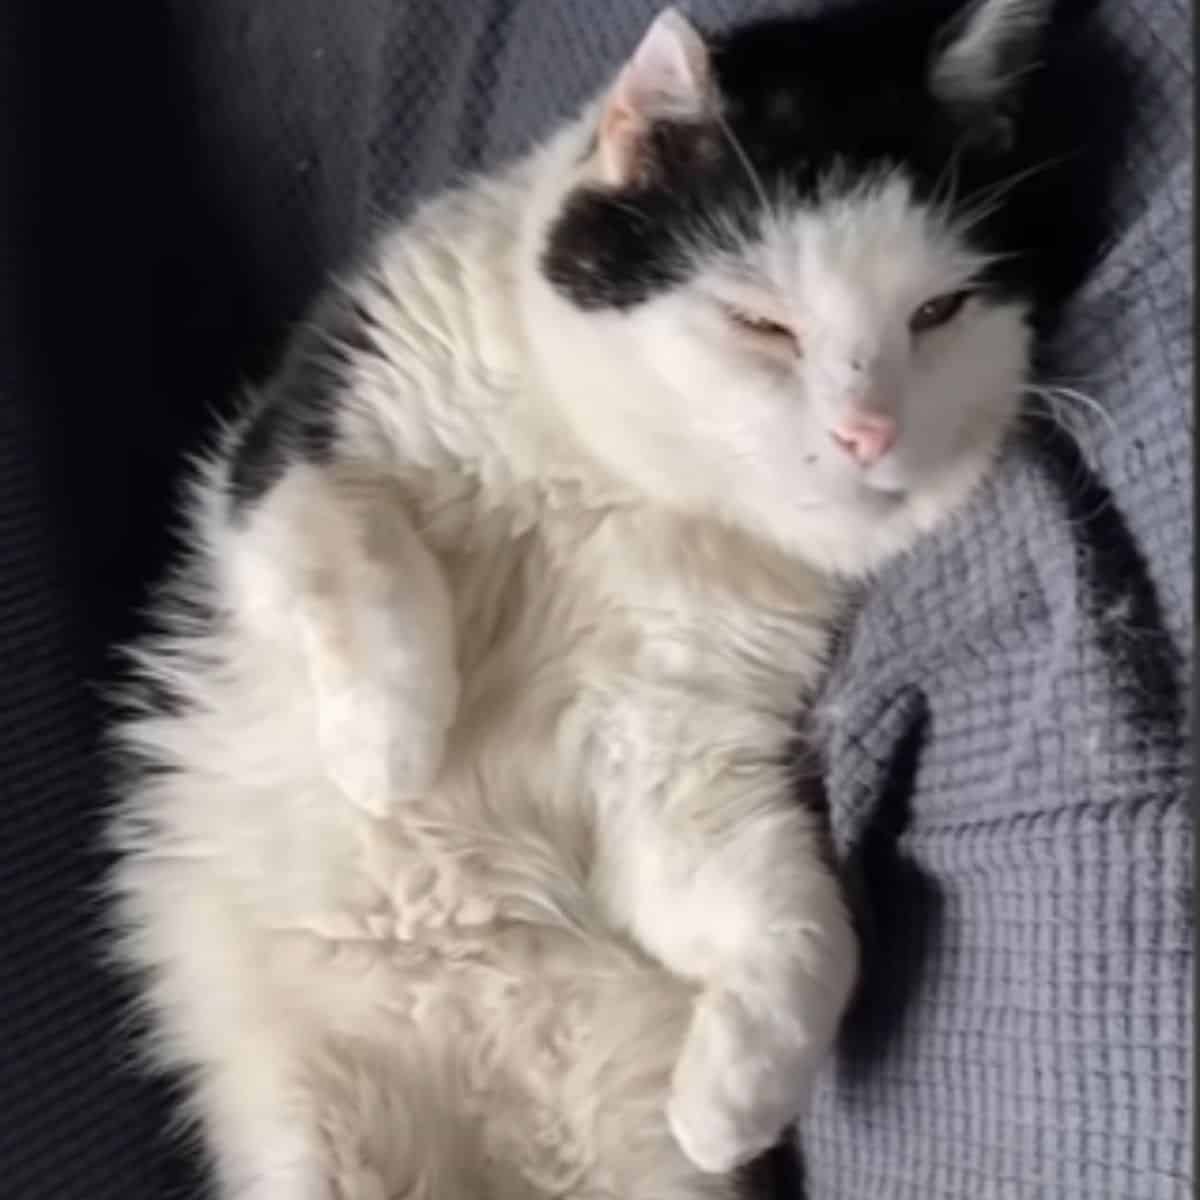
(541, 1), (1049, 313)
(227, 288), (384, 512)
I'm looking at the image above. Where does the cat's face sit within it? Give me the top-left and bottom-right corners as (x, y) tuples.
(527, 1), (1050, 575)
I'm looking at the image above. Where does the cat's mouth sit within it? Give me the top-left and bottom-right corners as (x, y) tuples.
(819, 455), (910, 508)
(858, 484), (908, 514)
(861, 477), (908, 502)
(833, 463), (910, 510)
(857, 449), (916, 503)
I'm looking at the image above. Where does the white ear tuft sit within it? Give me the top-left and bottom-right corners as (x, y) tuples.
(622, 8), (711, 122)
(597, 8), (714, 185)
(930, 0), (1051, 126)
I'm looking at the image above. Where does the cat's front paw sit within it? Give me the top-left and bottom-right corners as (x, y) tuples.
(317, 683), (451, 818)
(667, 986), (826, 1174)
(304, 609), (458, 818)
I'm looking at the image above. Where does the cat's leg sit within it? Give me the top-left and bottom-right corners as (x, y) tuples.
(597, 766), (858, 1175)
(119, 872), (467, 1200)
(225, 464), (459, 818)
(110, 861), (334, 1200)
(176, 993), (458, 1200)
(199, 1064), (332, 1200)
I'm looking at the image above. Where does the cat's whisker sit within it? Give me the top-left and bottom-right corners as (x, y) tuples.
(1022, 382), (1118, 441)
(1018, 395), (1123, 530)
(610, 197), (655, 230)
(716, 109), (773, 219)
(954, 152), (1074, 234)
(1041, 385), (1116, 432)
(930, 134), (970, 226)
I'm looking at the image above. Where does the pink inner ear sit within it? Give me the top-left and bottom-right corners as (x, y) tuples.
(627, 14), (708, 112)
(596, 9), (712, 187)
(598, 100), (644, 186)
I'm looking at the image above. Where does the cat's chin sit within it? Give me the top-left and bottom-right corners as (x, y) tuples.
(812, 469), (910, 515)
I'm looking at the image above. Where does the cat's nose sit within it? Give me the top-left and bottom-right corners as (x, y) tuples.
(829, 413), (896, 466)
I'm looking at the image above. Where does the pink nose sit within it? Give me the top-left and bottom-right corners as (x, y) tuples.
(829, 413), (897, 467)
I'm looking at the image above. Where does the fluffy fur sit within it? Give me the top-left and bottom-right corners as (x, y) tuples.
(108, 3), (1052, 1197)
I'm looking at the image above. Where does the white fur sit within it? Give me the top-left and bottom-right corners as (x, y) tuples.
(932, 0), (1052, 112)
(108, 12), (1031, 1199)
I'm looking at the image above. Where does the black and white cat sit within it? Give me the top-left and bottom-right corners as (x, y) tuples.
(110, 2), (1053, 1196)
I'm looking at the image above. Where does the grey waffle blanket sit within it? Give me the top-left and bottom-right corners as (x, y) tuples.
(164, 1), (1193, 1196)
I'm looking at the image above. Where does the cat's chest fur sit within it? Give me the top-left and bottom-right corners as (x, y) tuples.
(401, 481), (840, 932)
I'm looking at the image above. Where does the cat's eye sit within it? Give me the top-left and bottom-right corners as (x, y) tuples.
(910, 290), (970, 334)
(725, 307), (798, 349)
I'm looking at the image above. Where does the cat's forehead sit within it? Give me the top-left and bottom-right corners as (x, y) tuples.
(542, 10), (1027, 314)
(710, 10), (955, 197)
(710, 174), (984, 304)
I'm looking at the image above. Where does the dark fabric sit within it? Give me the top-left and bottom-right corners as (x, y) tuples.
(0, 4), (206, 1197)
(0, 2), (1190, 1198)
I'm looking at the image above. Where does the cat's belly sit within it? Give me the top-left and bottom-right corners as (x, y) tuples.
(222, 613), (657, 1037)
(243, 805), (693, 1195)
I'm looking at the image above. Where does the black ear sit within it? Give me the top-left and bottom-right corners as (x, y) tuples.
(929, 0), (1053, 147)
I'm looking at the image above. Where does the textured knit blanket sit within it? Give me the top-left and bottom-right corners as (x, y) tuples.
(2, 2), (1187, 1197)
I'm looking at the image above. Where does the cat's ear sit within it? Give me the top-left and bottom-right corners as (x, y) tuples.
(929, 0), (1051, 147)
(598, 8), (715, 186)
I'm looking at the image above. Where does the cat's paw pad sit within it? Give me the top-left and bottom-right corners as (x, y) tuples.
(667, 988), (825, 1175)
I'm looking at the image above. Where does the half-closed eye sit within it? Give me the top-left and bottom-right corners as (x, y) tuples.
(724, 305), (800, 351)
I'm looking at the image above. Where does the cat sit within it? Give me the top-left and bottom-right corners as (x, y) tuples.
(108, 2), (1054, 1196)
